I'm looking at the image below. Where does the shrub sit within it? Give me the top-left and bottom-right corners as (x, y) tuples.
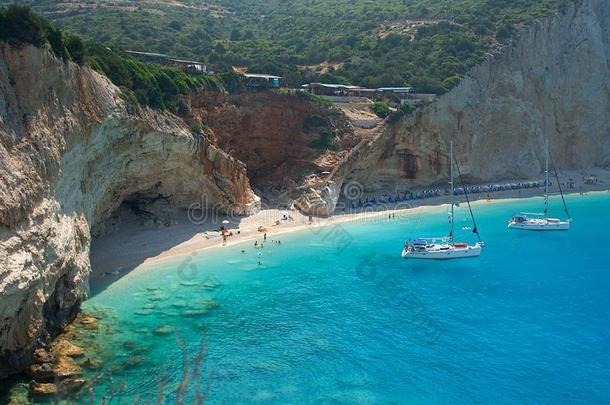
(370, 101), (390, 118)
(308, 130), (334, 150)
(302, 114), (327, 132)
(0, 5), (46, 47)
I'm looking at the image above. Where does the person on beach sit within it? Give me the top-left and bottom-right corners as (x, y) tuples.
(264, 233), (267, 241)
(254, 241), (258, 247)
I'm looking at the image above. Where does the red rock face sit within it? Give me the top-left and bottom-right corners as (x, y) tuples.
(191, 91), (358, 199)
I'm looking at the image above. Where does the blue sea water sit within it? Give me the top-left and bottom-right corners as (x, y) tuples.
(73, 193), (610, 403)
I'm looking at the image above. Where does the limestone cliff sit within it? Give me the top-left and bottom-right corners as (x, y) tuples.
(190, 91), (357, 204)
(0, 44), (259, 377)
(341, 0), (610, 196)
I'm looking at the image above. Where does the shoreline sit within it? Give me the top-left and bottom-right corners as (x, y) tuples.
(90, 174), (610, 284)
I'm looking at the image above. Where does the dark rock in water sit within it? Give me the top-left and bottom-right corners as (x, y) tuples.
(122, 355), (145, 369)
(83, 357), (102, 370)
(59, 377), (86, 394)
(153, 325), (174, 335)
(29, 381), (57, 396)
(53, 340), (85, 357)
(32, 348), (55, 364)
(28, 363), (55, 379)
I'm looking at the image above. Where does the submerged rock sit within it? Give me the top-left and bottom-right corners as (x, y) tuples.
(182, 309), (208, 317)
(53, 356), (81, 378)
(153, 325), (174, 335)
(59, 377), (86, 394)
(83, 357), (102, 370)
(6, 382), (30, 405)
(29, 381), (57, 396)
(201, 280), (221, 290)
(53, 340), (85, 357)
(122, 355), (145, 369)
(122, 341), (138, 351)
(79, 315), (99, 329)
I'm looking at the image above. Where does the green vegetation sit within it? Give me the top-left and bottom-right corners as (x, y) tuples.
(0, 5), (83, 63)
(370, 101), (390, 118)
(0, 5), (223, 112)
(302, 114), (328, 132)
(388, 101), (416, 123)
(5, 0), (573, 94)
(86, 43), (222, 110)
(308, 130), (334, 150)
(296, 91), (333, 107)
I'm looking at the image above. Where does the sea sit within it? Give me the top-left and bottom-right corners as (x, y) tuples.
(7, 193), (610, 404)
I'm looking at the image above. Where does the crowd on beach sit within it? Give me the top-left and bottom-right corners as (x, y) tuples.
(348, 180), (561, 209)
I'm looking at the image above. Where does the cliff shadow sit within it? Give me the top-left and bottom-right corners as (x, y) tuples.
(89, 203), (244, 296)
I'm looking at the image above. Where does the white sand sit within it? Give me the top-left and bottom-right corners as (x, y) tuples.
(90, 168), (610, 282)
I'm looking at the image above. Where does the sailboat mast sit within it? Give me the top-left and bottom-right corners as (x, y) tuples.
(544, 139), (549, 217)
(450, 140), (455, 243)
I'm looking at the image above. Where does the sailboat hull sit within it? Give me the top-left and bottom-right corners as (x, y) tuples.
(402, 243), (482, 260)
(508, 219), (570, 231)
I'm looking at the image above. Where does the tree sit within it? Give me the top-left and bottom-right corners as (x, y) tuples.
(0, 5), (46, 47)
(65, 35), (86, 65)
(229, 29), (241, 41)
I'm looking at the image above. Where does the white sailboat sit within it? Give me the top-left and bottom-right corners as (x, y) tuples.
(401, 141), (483, 260)
(508, 140), (571, 231)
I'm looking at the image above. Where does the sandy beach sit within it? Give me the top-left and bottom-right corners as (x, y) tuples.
(90, 168), (610, 284)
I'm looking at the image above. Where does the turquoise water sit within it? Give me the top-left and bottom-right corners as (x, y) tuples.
(75, 194), (610, 403)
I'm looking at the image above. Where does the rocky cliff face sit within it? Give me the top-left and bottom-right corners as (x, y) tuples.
(190, 91), (357, 204)
(342, 0), (610, 195)
(0, 44), (259, 377)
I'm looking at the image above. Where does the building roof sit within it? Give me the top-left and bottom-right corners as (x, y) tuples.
(125, 50), (169, 58)
(302, 83), (361, 89)
(169, 58), (206, 65)
(244, 73), (282, 79)
(377, 87), (413, 92)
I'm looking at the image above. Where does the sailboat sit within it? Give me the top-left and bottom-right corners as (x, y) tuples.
(401, 141), (483, 260)
(508, 140), (571, 231)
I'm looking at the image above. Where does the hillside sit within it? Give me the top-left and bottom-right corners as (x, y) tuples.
(4, 0), (573, 92)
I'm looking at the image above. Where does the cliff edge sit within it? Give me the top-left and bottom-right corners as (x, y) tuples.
(0, 44), (259, 377)
(340, 0), (610, 198)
